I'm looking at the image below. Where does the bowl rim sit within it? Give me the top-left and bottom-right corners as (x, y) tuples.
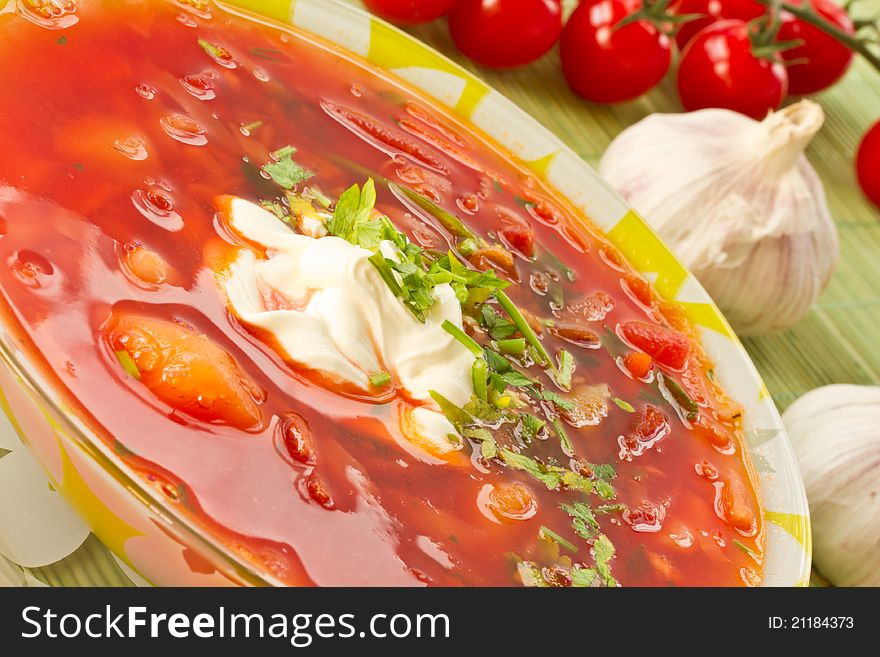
(0, 0), (811, 586)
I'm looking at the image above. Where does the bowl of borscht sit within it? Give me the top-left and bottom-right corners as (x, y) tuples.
(0, 0), (810, 586)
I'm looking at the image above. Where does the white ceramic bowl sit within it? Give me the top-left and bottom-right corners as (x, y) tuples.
(0, 0), (810, 586)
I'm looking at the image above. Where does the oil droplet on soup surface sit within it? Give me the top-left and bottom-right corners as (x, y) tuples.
(114, 136), (148, 161)
(478, 482), (538, 523)
(20, 0), (78, 28)
(9, 250), (54, 289)
(174, 0), (212, 20)
(159, 114), (208, 146)
(180, 72), (217, 100)
(135, 82), (157, 100)
(131, 189), (183, 231)
(176, 12), (198, 27)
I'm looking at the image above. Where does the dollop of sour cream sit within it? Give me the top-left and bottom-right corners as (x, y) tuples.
(218, 197), (475, 458)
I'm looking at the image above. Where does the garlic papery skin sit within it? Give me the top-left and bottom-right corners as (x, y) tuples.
(782, 385), (880, 587)
(599, 100), (838, 336)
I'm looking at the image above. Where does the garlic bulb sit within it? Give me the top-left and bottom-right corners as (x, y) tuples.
(783, 385), (880, 587)
(599, 100), (838, 336)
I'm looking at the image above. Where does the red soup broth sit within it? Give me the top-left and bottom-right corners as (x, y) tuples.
(0, 0), (763, 586)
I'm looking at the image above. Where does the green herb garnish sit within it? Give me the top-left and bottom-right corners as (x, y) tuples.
(612, 397), (636, 413)
(472, 358), (489, 402)
(517, 414), (546, 443)
(555, 349), (574, 390)
(115, 350), (141, 379)
(429, 391), (473, 428)
(391, 182), (476, 240)
(496, 338), (526, 357)
(561, 501), (599, 540)
(593, 534), (617, 587)
(539, 527), (578, 554)
(660, 374), (699, 421)
(369, 371), (392, 388)
(198, 38), (229, 60)
(240, 120), (264, 135)
(442, 320), (483, 357)
(552, 417), (573, 454)
(262, 145), (314, 189)
(571, 566), (598, 588)
(495, 290), (554, 370)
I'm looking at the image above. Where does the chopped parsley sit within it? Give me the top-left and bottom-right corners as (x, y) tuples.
(262, 145), (314, 190)
(555, 349), (574, 390)
(517, 414), (546, 443)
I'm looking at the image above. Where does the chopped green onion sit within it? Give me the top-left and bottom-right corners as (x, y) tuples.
(369, 371), (392, 388)
(429, 390), (473, 428)
(240, 120), (263, 135)
(472, 358), (488, 402)
(249, 46), (284, 61)
(539, 526), (578, 554)
(115, 350), (141, 379)
(732, 539), (754, 555)
(391, 182), (476, 240)
(441, 320), (483, 357)
(495, 290), (554, 370)
(367, 252), (403, 298)
(496, 338), (526, 357)
(661, 374), (699, 421)
(198, 38), (227, 59)
(612, 397), (635, 413)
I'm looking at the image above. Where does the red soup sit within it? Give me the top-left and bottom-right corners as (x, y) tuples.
(0, 0), (763, 586)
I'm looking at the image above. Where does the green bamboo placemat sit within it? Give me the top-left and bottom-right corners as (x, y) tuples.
(16, 0), (879, 586)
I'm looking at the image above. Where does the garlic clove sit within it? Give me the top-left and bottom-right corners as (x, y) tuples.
(782, 384), (880, 587)
(599, 100), (838, 336)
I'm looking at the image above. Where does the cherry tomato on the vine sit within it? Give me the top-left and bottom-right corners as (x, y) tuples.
(363, 0), (457, 25)
(448, 0), (563, 69)
(672, 0), (765, 50)
(677, 20), (787, 119)
(778, 0), (855, 95)
(560, 0), (672, 103)
(857, 121), (880, 209)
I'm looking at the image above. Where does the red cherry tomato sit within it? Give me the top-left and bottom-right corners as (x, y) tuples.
(560, 0), (672, 103)
(677, 20), (787, 119)
(672, 0), (765, 50)
(362, 0), (457, 25)
(448, 0), (563, 68)
(778, 0), (854, 95)
(857, 121), (880, 209)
